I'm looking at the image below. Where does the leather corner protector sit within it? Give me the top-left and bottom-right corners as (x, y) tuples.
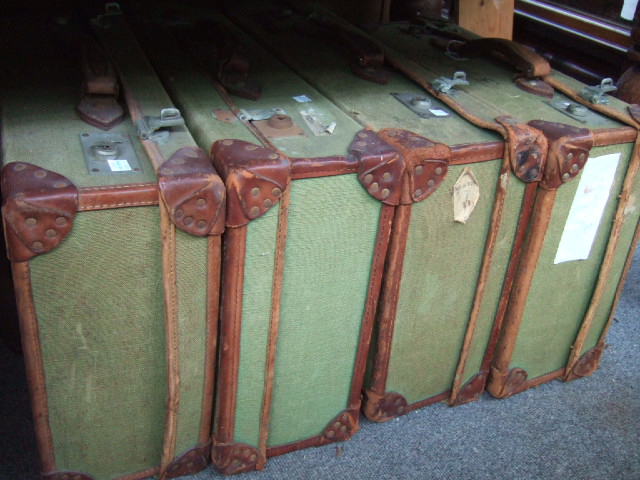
(1, 162), (79, 262)
(450, 373), (486, 406)
(362, 390), (408, 422)
(211, 442), (262, 475)
(158, 147), (226, 236)
(566, 344), (605, 382)
(164, 440), (212, 478)
(527, 120), (594, 190)
(42, 472), (93, 480)
(496, 116), (548, 183)
(210, 139), (290, 227)
(486, 366), (528, 398)
(321, 409), (359, 442)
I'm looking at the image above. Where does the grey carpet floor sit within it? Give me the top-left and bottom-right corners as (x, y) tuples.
(1, 250), (638, 480)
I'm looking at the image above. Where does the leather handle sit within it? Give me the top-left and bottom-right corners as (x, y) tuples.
(451, 38), (551, 78)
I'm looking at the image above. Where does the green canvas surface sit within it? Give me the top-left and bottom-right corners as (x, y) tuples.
(30, 208), (166, 480)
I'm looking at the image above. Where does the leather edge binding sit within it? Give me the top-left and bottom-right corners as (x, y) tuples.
(211, 442), (261, 475)
(164, 440), (212, 478)
(564, 344), (605, 382)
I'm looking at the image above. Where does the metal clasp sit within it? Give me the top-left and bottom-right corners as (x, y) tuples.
(431, 71), (469, 94)
(136, 108), (185, 144)
(579, 78), (617, 104)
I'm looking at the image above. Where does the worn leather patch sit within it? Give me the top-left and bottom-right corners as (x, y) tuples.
(528, 120), (594, 190)
(515, 78), (555, 99)
(210, 139), (290, 227)
(363, 389), (408, 422)
(158, 147), (225, 236)
(212, 442), (261, 475)
(1, 163), (79, 262)
(321, 409), (359, 442)
(496, 116), (548, 183)
(568, 344), (605, 380)
(164, 441), (211, 478)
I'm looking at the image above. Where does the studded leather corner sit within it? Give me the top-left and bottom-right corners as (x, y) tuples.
(496, 116), (548, 183)
(42, 471), (93, 480)
(158, 147), (225, 236)
(210, 139), (290, 227)
(566, 344), (605, 381)
(212, 442), (262, 475)
(450, 373), (486, 406)
(349, 129), (450, 205)
(164, 440), (211, 478)
(487, 366), (528, 398)
(363, 390), (408, 422)
(527, 120), (594, 190)
(321, 409), (359, 443)
(1, 163), (78, 262)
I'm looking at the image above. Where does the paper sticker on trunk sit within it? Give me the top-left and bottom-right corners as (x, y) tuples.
(554, 152), (621, 264)
(453, 168), (480, 224)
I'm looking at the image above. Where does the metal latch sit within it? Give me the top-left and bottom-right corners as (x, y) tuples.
(136, 108), (185, 144)
(391, 93), (451, 118)
(431, 71), (469, 94)
(546, 98), (602, 125)
(238, 107), (287, 122)
(80, 132), (142, 174)
(579, 78), (617, 104)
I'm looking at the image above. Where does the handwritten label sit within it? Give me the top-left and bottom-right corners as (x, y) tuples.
(554, 152), (620, 264)
(453, 167), (480, 224)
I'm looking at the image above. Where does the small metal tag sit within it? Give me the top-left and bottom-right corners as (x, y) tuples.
(546, 97), (603, 125)
(80, 132), (143, 175)
(238, 107), (286, 122)
(391, 93), (451, 118)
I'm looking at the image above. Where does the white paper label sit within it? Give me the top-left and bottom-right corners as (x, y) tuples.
(453, 167), (480, 224)
(293, 94), (312, 103)
(429, 109), (449, 117)
(108, 159), (132, 172)
(554, 152), (621, 264)
(621, 0), (638, 20)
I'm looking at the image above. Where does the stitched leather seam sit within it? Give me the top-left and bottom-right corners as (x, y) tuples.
(78, 183), (157, 191)
(78, 200), (158, 210)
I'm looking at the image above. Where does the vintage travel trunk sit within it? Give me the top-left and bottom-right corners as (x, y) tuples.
(1, 8), (224, 480)
(226, 1), (544, 420)
(227, 1), (640, 411)
(366, 20), (640, 397)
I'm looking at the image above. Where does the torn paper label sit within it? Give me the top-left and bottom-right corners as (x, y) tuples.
(293, 94), (313, 103)
(300, 108), (335, 136)
(453, 167), (480, 224)
(554, 152), (620, 264)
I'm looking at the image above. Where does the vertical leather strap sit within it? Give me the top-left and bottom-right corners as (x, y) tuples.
(256, 186), (291, 468)
(11, 260), (57, 473)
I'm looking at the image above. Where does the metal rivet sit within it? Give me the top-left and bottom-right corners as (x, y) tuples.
(197, 220), (207, 229)
(435, 167), (443, 175)
(567, 152), (574, 162)
(25, 217), (37, 226)
(32, 241), (43, 250)
(92, 168), (100, 173)
(269, 153), (279, 160)
(175, 209), (184, 218)
(174, 158), (185, 164)
(415, 189), (422, 196)
(263, 198), (273, 208)
(340, 425), (347, 432)
(246, 145), (258, 151)
(532, 152), (538, 159)
(55, 217), (67, 226)
(272, 188), (281, 197)
(251, 187), (261, 197)
(381, 188), (390, 198)
(53, 181), (67, 188)
(187, 462), (194, 468)
(250, 206), (260, 216)
(428, 179), (435, 187)
(14, 163), (26, 171)
(183, 216), (193, 226)
(356, 141), (367, 147)
(326, 431), (335, 438)
(34, 171), (47, 178)
(397, 406), (405, 414)
(519, 165), (526, 173)
(387, 131), (397, 137)
(382, 172), (391, 181)
(562, 173), (570, 181)
(197, 198), (206, 207)
(357, 132), (368, 138)
(364, 174), (373, 183)
(415, 166), (423, 174)
(579, 153), (586, 162)
(250, 454), (257, 462)
(394, 398), (402, 406)
(530, 168), (539, 177)
(45, 229), (57, 238)
(334, 422), (341, 428)
(571, 164), (579, 172)
(370, 182), (379, 192)
(222, 140), (234, 146)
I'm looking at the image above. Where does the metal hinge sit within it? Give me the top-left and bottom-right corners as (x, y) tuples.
(431, 71), (469, 94)
(579, 78), (617, 104)
(136, 108), (185, 144)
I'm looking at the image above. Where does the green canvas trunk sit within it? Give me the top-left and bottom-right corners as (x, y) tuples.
(1, 7), (224, 480)
(227, 1), (640, 412)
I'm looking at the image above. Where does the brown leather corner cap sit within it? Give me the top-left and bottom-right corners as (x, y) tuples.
(496, 115), (548, 183)
(158, 147), (226, 236)
(1, 162), (79, 262)
(350, 129), (450, 205)
(528, 120), (594, 190)
(210, 139), (290, 228)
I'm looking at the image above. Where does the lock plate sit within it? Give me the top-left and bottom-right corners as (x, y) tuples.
(546, 96), (603, 125)
(80, 132), (143, 174)
(391, 93), (451, 119)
